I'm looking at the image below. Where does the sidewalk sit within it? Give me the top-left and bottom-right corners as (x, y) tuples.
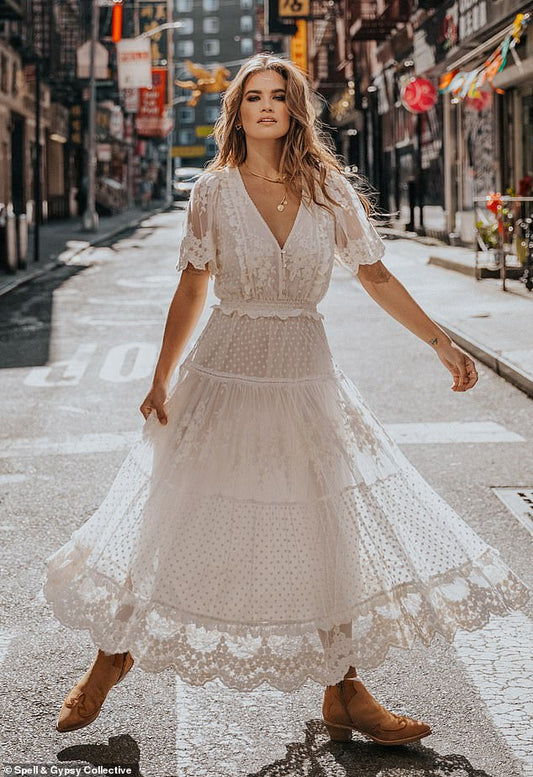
(0, 200), (171, 298)
(382, 237), (533, 398)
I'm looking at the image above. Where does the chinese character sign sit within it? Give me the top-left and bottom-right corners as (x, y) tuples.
(136, 67), (173, 137)
(138, 1), (168, 63)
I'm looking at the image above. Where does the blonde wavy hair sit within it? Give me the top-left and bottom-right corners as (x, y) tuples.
(205, 54), (371, 215)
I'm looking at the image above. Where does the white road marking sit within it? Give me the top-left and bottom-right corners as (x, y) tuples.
(0, 421), (524, 460)
(0, 432), (139, 458)
(116, 276), (176, 288)
(78, 316), (161, 327)
(0, 474), (27, 484)
(99, 342), (157, 382)
(453, 613), (533, 772)
(492, 488), (533, 537)
(387, 421), (525, 444)
(87, 297), (163, 306)
(23, 343), (97, 388)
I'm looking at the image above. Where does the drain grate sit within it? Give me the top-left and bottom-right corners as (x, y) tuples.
(492, 488), (533, 536)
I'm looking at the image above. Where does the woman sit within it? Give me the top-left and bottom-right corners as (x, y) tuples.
(44, 55), (528, 743)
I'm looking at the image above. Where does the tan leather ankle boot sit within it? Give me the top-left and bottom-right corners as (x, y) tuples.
(56, 650), (134, 733)
(322, 671), (431, 745)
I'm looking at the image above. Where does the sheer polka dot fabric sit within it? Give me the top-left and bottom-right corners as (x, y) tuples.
(43, 166), (529, 691)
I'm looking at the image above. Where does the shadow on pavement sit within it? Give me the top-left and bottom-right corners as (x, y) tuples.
(58, 734), (145, 777)
(54, 721), (494, 777)
(91, 225), (154, 249)
(248, 719), (493, 777)
(0, 263), (86, 370)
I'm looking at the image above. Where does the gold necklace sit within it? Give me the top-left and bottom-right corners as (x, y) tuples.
(243, 163), (285, 184)
(242, 164), (288, 212)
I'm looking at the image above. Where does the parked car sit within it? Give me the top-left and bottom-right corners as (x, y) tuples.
(173, 167), (204, 201)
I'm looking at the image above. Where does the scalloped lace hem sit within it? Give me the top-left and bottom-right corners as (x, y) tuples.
(43, 547), (529, 692)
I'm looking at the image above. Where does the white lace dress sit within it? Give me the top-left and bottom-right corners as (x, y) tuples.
(43, 166), (529, 691)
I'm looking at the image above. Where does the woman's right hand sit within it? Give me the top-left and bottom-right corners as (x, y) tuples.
(139, 383), (168, 425)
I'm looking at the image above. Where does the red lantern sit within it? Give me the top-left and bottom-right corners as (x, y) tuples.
(401, 77), (438, 113)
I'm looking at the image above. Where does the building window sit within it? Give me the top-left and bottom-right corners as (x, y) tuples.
(240, 38), (253, 55)
(205, 106), (220, 122)
(203, 0), (219, 11)
(175, 0), (193, 10)
(178, 107), (195, 123)
(176, 40), (194, 57)
(240, 15), (253, 32)
(203, 39), (220, 56)
(177, 18), (194, 35)
(205, 91), (220, 101)
(179, 129), (196, 145)
(203, 16), (219, 34)
(240, 0), (253, 8)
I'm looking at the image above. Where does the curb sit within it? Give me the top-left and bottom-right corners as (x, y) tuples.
(0, 205), (170, 299)
(436, 318), (533, 399)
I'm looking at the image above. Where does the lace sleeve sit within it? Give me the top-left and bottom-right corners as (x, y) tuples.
(330, 171), (386, 277)
(176, 172), (220, 277)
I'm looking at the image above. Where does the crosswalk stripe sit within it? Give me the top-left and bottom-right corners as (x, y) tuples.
(0, 421), (523, 459)
(453, 612), (533, 773)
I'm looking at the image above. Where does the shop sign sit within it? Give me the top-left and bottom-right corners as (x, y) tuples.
(116, 39), (152, 89)
(278, 0), (310, 18)
(122, 88), (139, 113)
(70, 104), (83, 146)
(138, 1), (168, 64)
(109, 106), (124, 140)
(136, 67), (173, 137)
(172, 145), (206, 158)
(457, 0), (487, 43)
(195, 125), (214, 138)
(290, 20), (307, 73)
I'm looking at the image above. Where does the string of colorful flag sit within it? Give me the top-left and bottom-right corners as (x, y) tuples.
(439, 12), (531, 101)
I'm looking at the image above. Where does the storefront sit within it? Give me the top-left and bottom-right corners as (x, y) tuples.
(435, 2), (531, 242)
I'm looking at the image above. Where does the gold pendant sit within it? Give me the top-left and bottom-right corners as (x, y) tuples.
(277, 193), (287, 212)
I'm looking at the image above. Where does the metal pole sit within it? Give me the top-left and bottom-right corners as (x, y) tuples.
(166, 0), (173, 207)
(82, 1), (99, 232)
(34, 56), (41, 262)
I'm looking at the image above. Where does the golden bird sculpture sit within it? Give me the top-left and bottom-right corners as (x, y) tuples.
(176, 60), (232, 106)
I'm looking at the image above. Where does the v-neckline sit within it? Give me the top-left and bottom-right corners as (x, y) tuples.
(233, 165), (303, 252)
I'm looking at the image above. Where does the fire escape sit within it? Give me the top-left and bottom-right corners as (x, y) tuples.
(349, 0), (410, 41)
(28, 0), (84, 102)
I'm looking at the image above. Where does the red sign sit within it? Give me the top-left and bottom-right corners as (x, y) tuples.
(136, 68), (173, 137)
(401, 77), (438, 114)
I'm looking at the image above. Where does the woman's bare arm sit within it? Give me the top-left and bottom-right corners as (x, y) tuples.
(357, 261), (478, 392)
(140, 264), (210, 423)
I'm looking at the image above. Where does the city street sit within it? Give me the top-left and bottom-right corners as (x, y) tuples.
(1, 209), (532, 777)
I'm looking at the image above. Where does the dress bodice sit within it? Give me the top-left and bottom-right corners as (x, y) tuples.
(176, 165), (386, 318)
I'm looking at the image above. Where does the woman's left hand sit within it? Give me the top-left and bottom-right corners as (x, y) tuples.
(434, 340), (479, 392)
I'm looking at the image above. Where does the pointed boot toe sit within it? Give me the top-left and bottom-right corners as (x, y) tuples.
(322, 675), (431, 746)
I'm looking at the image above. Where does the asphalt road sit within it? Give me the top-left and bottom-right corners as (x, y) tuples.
(1, 209), (531, 777)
